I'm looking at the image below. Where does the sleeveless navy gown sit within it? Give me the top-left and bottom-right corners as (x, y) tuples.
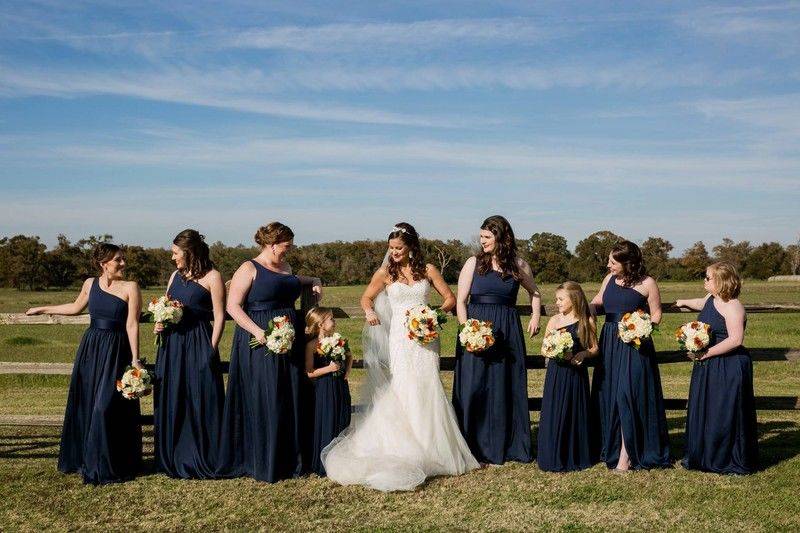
(590, 276), (671, 469)
(58, 278), (142, 485)
(682, 297), (758, 474)
(453, 269), (532, 464)
(153, 274), (225, 478)
(217, 260), (305, 482)
(537, 323), (599, 471)
(309, 350), (351, 476)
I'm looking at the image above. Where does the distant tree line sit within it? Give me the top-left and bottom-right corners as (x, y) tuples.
(0, 232), (798, 290)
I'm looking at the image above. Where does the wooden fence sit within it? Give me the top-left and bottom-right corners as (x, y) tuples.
(1, 289), (798, 426)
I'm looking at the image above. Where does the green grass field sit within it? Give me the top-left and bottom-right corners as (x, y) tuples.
(1, 282), (799, 530)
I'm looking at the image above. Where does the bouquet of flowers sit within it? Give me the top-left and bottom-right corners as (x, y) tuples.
(148, 295), (183, 346)
(617, 309), (655, 349)
(116, 364), (153, 400)
(405, 304), (448, 345)
(541, 328), (574, 360)
(317, 332), (350, 376)
(458, 318), (495, 353)
(675, 320), (711, 356)
(249, 315), (295, 355)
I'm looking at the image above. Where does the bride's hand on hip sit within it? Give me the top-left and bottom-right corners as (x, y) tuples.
(365, 309), (381, 326)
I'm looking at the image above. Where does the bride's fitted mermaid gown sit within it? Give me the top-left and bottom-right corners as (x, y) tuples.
(322, 280), (479, 491)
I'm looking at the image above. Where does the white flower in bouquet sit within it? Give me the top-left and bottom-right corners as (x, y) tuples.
(404, 304), (448, 345)
(458, 318), (495, 353)
(317, 332), (349, 376)
(617, 309), (655, 349)
(249, 315), (295, 355)
(675, 320), (711, 355)
(148, 295), (184, 346)
(116, 364), (153, 400)
(541, 328), (574, 360)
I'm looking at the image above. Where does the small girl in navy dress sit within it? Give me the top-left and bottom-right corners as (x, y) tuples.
(676, 262), (758, 474)
(537, 281), (599, 472)
(304, 307), (352, 477)
(26, 244), (143, 485)
(589, 240), (671, 471)
(153, 229), (226, 479)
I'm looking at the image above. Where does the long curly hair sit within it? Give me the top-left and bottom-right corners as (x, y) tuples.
(386, 222), (427, 283)
(476, 215), (520, 280)
(611, 240), (647, 287)
(173, 229), (213, 280)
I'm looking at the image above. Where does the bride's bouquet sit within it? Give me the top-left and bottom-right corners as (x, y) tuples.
(148, 295), (183, 346)
(405, 304), (448, 345)
(458, 319), (495, 353)
(617, 309), (656, 349)
(249, 315), (295, 354)
(541, 328), (574, 360)
(317, 332), (349, 376)
(675, 320), (711, 356)
(116, 364), (153, 400)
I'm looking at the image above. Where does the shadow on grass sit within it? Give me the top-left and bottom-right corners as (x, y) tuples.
(757, 420), (800, 469)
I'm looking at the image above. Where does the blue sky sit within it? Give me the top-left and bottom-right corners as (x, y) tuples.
(1, 1), (798, 254)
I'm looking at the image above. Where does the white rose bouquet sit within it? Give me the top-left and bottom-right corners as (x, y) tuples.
(249, 315), (295, 355)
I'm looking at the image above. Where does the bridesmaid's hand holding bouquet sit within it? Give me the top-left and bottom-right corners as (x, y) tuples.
(147, 296), (183, 346)
(541, 328), (574, 361)
(249, 315), (295, 355)
(459, 319), (495, 353)
(675, 321), (711, 361)
(617, 309), (656, 349)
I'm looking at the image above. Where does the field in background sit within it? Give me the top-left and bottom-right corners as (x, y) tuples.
(1, 281), (798, 530)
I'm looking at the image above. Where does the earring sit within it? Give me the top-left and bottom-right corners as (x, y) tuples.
(409, 251), (414, 259)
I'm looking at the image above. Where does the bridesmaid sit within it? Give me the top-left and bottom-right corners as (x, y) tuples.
(452, 215), (541, 465)
(304, 307), (352, 477)
(589, 240), (671, 471)
(153, 229), (226, 479)
(537, 281), (599, 472)
(26, 243), (142, 485)
(217, 222), (322, 482)
(676, 262), (758, 474)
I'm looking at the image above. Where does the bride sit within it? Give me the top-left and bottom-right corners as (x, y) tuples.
(322, 223), (479, 491)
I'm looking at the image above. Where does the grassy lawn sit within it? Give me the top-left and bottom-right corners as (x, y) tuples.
(1, 282), (799, 530)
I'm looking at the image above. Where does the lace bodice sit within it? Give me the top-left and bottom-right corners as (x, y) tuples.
(385, 279), (430, 315)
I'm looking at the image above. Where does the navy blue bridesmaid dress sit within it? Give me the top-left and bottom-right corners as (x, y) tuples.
(58, 278), (142, 485)
(590, 276), (671, 469)
(153, 274), (225, 478)
(452, 269), (532, 464)
(682, 297), (758, 474)
(309, 351), (351, 476)
(217, 260), (305, 482)
(537, 323), (599, 472)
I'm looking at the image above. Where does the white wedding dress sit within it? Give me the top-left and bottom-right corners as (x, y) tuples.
(321, 280), (479, 491)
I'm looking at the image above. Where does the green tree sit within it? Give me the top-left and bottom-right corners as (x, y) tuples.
(742, 242), (787, 279)
(45, 234), (82, 288)
(640, 236), (673, 280)
(568, 231), (622, 282)
(3, 235), (48, 290)
(678, 241), (711, 281)
(712, 238), (752, 272)
(524, 232), (571, 283)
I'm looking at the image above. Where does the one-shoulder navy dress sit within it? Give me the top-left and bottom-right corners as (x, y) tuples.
(217, 260), (304, 482)
(453, 269), (532, 464)
(58, 278), (142, 485)
(154, 274), (225, 478)
(682, 297), (758, 474)
(537, 322), (599, 472)
(590, 276), (671, 469)
(309, 348), (351, 476)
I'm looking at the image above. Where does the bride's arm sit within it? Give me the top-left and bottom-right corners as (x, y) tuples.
(360, 266), (389, 326)
(426, 264), (455, 313)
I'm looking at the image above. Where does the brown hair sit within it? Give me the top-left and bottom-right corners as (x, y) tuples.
(477, 215), (520, 280)
(386, 222), (427, 283)
(611, 240), (647, 287)
(255, 222), (294, 248)
(92, 243), (121, 273)
(305, 307), (334, 339)
(707, 261), (742, 301)
(556, 281), (597, 350)
(173, 229), (213, 280)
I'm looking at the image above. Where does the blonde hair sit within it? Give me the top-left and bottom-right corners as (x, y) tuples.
(707, 261), (741, 301)
(255, 222), (294, 248)
(305, 307), (334, 338)
(556, 281), (596, 350)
